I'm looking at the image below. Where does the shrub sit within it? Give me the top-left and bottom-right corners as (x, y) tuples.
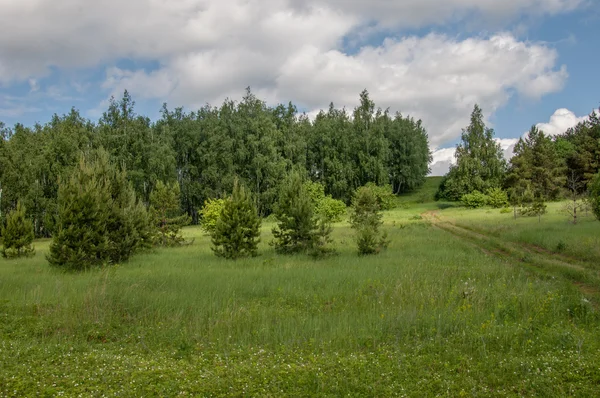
(211, 181), (261, 259)
(486, 188), (509, 208)
(363, 183), (396, 210)
(316, 196), (347, 223)
(461, 190), (489, 209)
(522, 200), (547, 222)
(500, 207), (512, 214)
(200, 198), (226, 235)
(1, 201), (35, 259)
(350, 186), (389, 255)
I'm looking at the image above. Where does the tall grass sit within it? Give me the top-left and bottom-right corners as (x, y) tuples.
(1, 205), (599, 395)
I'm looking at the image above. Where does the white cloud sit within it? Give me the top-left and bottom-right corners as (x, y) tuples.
(535, 108), (588, 136)
(0, 0), (580, 146)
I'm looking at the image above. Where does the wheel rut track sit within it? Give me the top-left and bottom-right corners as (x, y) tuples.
(422, 210), (600, 307)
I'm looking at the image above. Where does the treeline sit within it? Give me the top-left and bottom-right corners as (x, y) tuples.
(0, 89), (431, 237)
(436, 105), (600, 219)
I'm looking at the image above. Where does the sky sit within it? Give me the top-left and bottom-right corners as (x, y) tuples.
(1, 0), (599, 175)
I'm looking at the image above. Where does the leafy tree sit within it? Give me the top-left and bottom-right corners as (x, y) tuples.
(350, 185), (389, 255)
(386, 114), (432, 194)
(200, 198), (227, 235)
(1, 201), (35, 258)
(211, 180), (261, 259)
(461, 191), (488, 209)
(437, 105), (506, 200)
(272, 171), (320, 253)
(150, 181), (190, 246)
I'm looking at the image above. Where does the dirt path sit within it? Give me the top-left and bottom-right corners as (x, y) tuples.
(422, 210), (600, 306)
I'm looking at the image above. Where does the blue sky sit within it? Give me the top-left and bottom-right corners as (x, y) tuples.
(0, 0), (598, 174)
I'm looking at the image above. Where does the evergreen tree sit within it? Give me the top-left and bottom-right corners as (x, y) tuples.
(1, 201), (35, 258)
(437, 105), (506, 200)
(272, 171), (319, 253)
(560, 109), (600, 190)
(505, 126), (564, 201)
(350, 185), (389, 255)
(150, 181), (190, 246)
(47, 156), (111, 270)
(211, 180), (261, 259)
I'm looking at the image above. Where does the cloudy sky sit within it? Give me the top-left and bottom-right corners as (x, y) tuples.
(1, 0), (599, 174)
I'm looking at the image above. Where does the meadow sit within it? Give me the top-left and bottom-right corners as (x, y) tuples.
(1, 186), (600, 396)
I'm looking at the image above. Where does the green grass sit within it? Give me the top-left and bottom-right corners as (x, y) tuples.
(1, 202), (600, 396)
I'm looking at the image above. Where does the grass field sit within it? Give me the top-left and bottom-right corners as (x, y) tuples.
(2, 183), (600, 396)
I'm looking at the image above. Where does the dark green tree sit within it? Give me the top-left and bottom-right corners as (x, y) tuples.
(272, 171), (320, 253)
(150, 181), (190, 246)
(1, 201), (35, 258)
(560, 109), (600, 190)
(437, 105), (506, 200)
(47, 156), (111, 270)
(505, 126), (564, 201)
(350, 185), (389, 255)
(211, 180), (261, 259)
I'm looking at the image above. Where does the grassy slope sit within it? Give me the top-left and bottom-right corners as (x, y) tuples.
(1, 180), (600, 396)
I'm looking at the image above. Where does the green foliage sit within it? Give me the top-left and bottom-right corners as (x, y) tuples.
(461, 190), (489, 209)
(588, 173), (600, 221)
(350, 185), (389, 255)
(211, 181), (261, 259)
(47, 151), (152, 270)
(272, 172), (320, 254)
(485, 187), (509, 208)
(150, 181), (190, 247)
(363, 182), (396, 210)
(437, 105), (506, 200)
(1, 201), (35, 258)
(200, 198), (226, 235)
(505, 126), (565, 202)
(500, 207), (512, 214)
(315, 195), (347, 223)
(522, 200), (548, 221)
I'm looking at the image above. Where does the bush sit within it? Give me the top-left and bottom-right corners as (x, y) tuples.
(461, 190), (489, 209)
(200, 198), (226, 235)
(1, 201), (35, 259)
(316, 196), (347, 223)
(500, 207), (512, 214)
(363, 183), (396, 210)
(486, 188), (508, 208)
(211, 181), (261, 259)
(522, 200), (547, 221)
(303, 181), (347, 223)
(350, 186), (389, 255)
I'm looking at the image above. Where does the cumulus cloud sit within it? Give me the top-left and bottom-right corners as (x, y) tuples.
(0, 0), (580, 146)
(535, 108), (589, 136)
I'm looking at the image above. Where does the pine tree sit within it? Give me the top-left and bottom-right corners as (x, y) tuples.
(211, 180), (261, 259)
(272, 171), (319, 253)
(350, 185), (389, 255)
(1, 201), (35, 258)
(505, 126), (564, 202)
(150, 181), (190, 246)
(47, 156), (111, 270)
